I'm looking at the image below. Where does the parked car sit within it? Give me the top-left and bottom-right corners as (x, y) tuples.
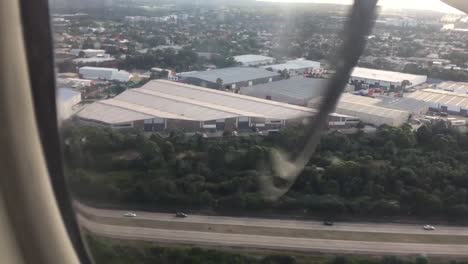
(323, 221), (334, 226)
(123, 212), (137, 217)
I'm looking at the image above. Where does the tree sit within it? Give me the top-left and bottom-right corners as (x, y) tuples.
(216, 78), (224, 89)
(279, 69), (290, 79)
(261, 255), (297, 264)
(401, 80), (411, 90)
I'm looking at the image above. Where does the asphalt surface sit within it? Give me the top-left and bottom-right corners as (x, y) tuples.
(76, 203), (468, 257)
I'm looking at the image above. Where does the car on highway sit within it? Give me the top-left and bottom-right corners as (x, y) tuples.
(323, 221), (334, 226)
(124, 212), (136, 217)
(123, 212), (137, 217)
(176, 212), (188, 218)
(423, 225), (435, 230)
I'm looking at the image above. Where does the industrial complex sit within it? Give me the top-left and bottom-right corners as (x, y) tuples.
(76, 80), (356, 132)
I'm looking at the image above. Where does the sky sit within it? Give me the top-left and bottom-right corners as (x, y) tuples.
(258, 0), (463, 14)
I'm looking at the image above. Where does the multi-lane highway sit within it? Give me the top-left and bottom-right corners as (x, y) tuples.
(76, 203), (468, 257)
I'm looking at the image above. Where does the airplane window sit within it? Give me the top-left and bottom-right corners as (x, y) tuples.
(47, 0), (468, 263)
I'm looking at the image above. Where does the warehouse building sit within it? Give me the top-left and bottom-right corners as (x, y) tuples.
(57, 88), (81, 120)
(261, 59), (320, 76)
(309, 93), (411, 127)
(376, 95), (428, 115)
(70, 49), (106, 58)
(233, 54), (275, 66)
(241, 78), (327, 106)
(73, 56), (116, 65)
(436, 81), (468, 94)
(178, 67), (281, 90)
(350, 67), (427, 90)
(407, 89), (468, 116)
(79, 66), (132, 82)
(77, 80), (356, 132)
(241, 77), (355, 106)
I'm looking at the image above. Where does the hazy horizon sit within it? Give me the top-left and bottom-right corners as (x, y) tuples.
(258, 0), (464, 14)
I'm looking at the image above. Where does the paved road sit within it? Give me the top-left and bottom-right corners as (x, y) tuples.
(76, 203), (468, 236)
(78, 214), (468, 257)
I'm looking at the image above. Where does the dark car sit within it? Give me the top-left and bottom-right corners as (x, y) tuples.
(323, 221), (334, 226)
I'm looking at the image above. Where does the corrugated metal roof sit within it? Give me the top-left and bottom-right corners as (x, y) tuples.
(262, 60), (320, 71)
(407, 89), (468, 109)
(336, 94), (410, 119)
(179, 67), (279, 84)
(241, 77), (327, 100)
(233, 54), (274, 63)
(437, 81), (468, 94)
(337, 101), (410, 119)
(77, 102), (155, 124)
(376, 96), (428, 113)
(77, 80), (323, 124)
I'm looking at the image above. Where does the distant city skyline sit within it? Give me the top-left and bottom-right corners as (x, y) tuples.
(258, 0), (463, 14)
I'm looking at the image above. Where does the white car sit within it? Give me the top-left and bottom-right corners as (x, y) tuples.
(123, 212), (137, 217)
(423, 225), (435, 230)
(176, 212), (188, 218)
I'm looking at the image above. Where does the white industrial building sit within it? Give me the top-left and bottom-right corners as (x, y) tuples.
(309, 93), (411, 127)
(79, 67), (132, 82)
(261, 59), (320, 76)
(57, 88), (81, 120)
(407, 89), (468, 116)
(350, 67), (427, 90)
(234, 54), (275, 66)
(77, 80), (355, 132)
(73, 55), (116, 64)
(70, 49), (106, 58)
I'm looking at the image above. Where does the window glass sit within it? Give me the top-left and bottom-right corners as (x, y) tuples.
(49, 0), (468, 263)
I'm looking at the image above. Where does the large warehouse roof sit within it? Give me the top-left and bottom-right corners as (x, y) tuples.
(351, 67), (427, 84)
(179, 67), (279, 84)
(437, 81), (468, 94)
(78, 80), (332, 124)
(308, 93), (411, 126)
(336, 94), (410, 126)
(233, 54), (274, 63)
(407, 89), (468, 109)
(262, 59), (320, 71)
(376, 96), (428, 114)
(242, 77), (327, 100)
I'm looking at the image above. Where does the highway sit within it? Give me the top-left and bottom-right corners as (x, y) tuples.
(76, 203), (468, 257)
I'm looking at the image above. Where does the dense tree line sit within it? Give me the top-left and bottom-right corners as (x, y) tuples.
(64, 121), (468, 220)
(403, 63), (468, 82)
(120, 48), (201, 72)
